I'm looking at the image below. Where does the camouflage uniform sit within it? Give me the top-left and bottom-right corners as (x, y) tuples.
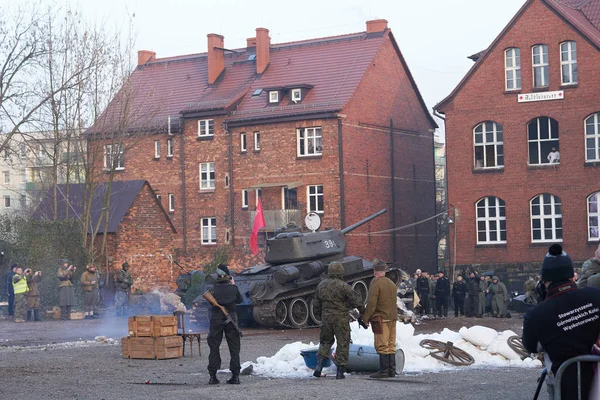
(115, 263), (133, 316)
(488, 277), (508, 317)
(313, 263), (362, 369)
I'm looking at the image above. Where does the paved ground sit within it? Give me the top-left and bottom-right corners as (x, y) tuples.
(0, 314), (548, 400)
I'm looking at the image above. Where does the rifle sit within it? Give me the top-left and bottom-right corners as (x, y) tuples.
(202, 290), (243, 337)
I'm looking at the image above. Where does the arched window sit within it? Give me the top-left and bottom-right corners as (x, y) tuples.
(474, 122), (504, 169)
(585, 113), (600, 162)
(476, 197), (506, 244)
(528, 117), (559, 165)
(532, 44), (549, 87)
(587, 192), (600, 241)
(560, 41), (577, 85)
(530, 194), (562, 242)
(504, 48), (521, 90)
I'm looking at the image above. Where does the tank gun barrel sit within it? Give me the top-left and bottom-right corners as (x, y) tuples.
(340, 209), (387, 234)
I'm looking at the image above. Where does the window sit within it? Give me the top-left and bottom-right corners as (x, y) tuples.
(3, 171), (9, 184)
(504, 48), (521, 90)
(201, 217), (217, 244)
(254, 131), (261, 151)
(19, 195), (26, 208)
(168, 193), (175, 212)
(297, 127), (322, 157)
(585, 113), (600, 162)
(531, 194), (562, 242)
(282, 187), (298, 209)
(256, 188), (262, 206)
(560, 41), (577, 85)
(154, 141), (161, 158)
(200, 162), (215, 190)
(474, 122), (504, 169)
(291, 88), (302, 102)
(103, 144), (125, 170)
(269, 91), (279, 103)
(532, 45), (549, 87)
(3, 196), (10, 208)
(20, 143), (27, 159)
(3, 148), (9, 160)
(242, 189), (248, 208)
(588, 192), (600, 241)
(307, 185), (324, 213)
(240, 133), (247, 152)
(198, 119), (214, 137)
(167, 138), (174, 157)
(476, 197), (506, 244)
(528, 117), (559, 165)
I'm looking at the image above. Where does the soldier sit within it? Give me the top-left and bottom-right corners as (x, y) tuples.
(434, 271), (450, 318)
(362, 259), (398, 379)
(313, 261), (362, 380)
(25, 268), (42, 321)
(464, 271), (481, 318)
(4, 264), (17, 318)
(524, 276), (539, 304)
(57, 259), (76, 320)
(487, 276), (508, 317)
(12, 266), (28, 323)
(429, 274), (437, 316)
(452, 275), (467, 317)
(577, 242), (600, 288)
(207, 264), (243, 385)
(115, 262), (133, 316)
(81, 265), (99, 319)
(478, 275), (488, 316)
(415, 271), (430, 316)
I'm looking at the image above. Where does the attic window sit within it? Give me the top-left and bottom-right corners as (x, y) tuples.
(252, 88), (263, 97)
(248, 54), (256, 61)
(291, 89), (302, 103)
(269, 91), (279, 103)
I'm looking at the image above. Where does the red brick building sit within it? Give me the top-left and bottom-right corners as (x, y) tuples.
(91, 20), (437, 274)
(435, 0), (600, 284)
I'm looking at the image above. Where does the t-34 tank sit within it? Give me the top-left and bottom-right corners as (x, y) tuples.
(230, 208), (406, 328)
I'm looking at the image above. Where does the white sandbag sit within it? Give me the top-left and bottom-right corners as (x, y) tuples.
(459, 325), (498, 349)
(487, 330), (521, 360)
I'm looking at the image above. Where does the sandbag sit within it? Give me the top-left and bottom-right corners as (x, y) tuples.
(487, 330), (521, 360)
(459, 325), (498, 349)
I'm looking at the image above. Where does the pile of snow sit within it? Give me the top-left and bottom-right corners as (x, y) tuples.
(238, 322), (541, 378)
(0, 337), (119, 353)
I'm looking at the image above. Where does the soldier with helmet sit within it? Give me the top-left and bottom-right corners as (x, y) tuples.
(81, 265), (99, 319)
(57, 259), (76, 320)
(115, 262), (133, 316)
(313, 261), (363, 379)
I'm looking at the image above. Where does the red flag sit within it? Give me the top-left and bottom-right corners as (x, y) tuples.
(250, 197), (266, 255)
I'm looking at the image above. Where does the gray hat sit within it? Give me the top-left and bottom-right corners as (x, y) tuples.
(372, 259), (387, 272)
(328, 262), (344, 276)
(492, 276), (499, 281)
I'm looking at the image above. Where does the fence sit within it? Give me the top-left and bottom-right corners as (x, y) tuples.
(250, 209), (303, 230)
(554, 355), (600, 399)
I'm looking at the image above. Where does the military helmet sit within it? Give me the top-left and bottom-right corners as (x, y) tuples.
(328, 262), (344, 276)
(492, 276), (499, 281)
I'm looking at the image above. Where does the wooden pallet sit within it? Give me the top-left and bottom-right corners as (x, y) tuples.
(121, 336), (183, 359)
(128, 315), (178, 337)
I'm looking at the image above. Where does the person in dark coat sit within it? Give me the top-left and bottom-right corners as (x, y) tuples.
(523, 244), (600, 400)
(415, 271), (431, 316)
(464, 271), (481, 318)
(4, 264), (17, 318)
(207, 264), (243, 385)
(434, 271), (450, 317)
(452, 275), (467, 317)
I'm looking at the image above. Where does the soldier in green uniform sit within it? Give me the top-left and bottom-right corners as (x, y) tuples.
(57, 259), (76, 320)
(115, 262), (133, 316)
(25, 268), (42, 321)
(81, 265), (99, 319)
(313, 261), (362, 379)
(12, 266), (28, 323)
(487, 276), (508, 317)
(478, 275), (488, 316)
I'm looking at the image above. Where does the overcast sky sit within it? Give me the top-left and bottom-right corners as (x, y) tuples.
(36, 0), (527, 135)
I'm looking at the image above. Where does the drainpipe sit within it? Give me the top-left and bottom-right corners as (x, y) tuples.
(337, 117), (345, 229)
(225, 121), (235, 246)
(179, 114), (187, 252)
(389, 119), (397, 267)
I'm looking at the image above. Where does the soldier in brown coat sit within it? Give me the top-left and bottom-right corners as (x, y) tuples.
(80, 265), (99, 319)
(362, 259), (398, 379)
(57, 259), (76, 320)
(25, 269), (42, 321)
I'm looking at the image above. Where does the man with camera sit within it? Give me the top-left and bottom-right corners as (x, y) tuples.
(25, 268), (42, 321)
(12, 266), (28, 323)
(81, 264), (99, 319)
(57, 259), (76, 320)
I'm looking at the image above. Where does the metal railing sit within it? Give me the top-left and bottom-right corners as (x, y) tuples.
(250, 209), (302, 230)
(554, 355), (600, 399)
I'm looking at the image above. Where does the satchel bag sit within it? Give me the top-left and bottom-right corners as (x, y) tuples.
(370, 316), (383, 334)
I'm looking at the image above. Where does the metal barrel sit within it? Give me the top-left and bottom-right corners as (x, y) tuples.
(340, 209), (387, 234)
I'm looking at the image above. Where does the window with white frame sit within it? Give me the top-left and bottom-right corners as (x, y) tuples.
(198, 119), (214, 137)
(532, 44), (549, 87)
(254, 131), (261, 151)
(3, 196), (10, 208)
(240, 133), (247, 152)
(167, 138), (173, 157)
(291, 88), (302, 102)
(474, 121), (504, 169)
(3, 171), (9, 184)
(297, 127), (322, 157)
(103, 144), (125, 170)
(531, 194), (562, 242)
(476, 197), (506, 244)
(199, 162), (215, 190)
(307, 185), (324, 213)
(168, 193), (175, 212)
(587, 192), (600, 241)
(560, 41), (577, 85)
(504, 48), (521, 90)
(528, 117), (559, 165)
(201, 217), (217, 244)
(154, 141), (161, 158)
(269, 91), (279, 103)
(242, 189), (248, 208)
(585, 113), (600, 162)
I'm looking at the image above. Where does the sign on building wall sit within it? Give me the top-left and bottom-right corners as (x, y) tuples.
(517, 90), (564, 103)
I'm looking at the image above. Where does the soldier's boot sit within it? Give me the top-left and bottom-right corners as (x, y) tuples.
(226, 374), (240, 384)
(335, 366), (345, 380)
(370, 354), (390, 379)
(388, 354), (396, 377)
(66, 306), (72, 319)
(26, 310), (32, 321)
(208, 374), (219, 385)
(313, 357), (324, 377)
(60, 307), (69, 320)
(34, 310), (40, 321)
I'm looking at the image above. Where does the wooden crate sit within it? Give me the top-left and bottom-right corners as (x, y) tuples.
(70, 312), (85, 320)
(128, 315), (178, 337)
(121, 336), (183, 359)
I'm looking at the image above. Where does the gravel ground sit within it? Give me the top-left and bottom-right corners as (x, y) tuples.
(0, 314), (548, 400)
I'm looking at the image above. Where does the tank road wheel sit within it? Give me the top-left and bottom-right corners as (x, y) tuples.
(507, 335), (531, 360)
(352, 280), (369, 305)
(308, 297), (322, 326)
(275, 300), (288, 325)
(386, 270), (401, 285)
(287, 297), (309, 328)
(419, 339), (474, 366)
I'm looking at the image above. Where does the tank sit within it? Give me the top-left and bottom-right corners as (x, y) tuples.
(193, 209), (409, 328)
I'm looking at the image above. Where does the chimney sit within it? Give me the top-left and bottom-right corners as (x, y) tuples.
(246, 37), (257, 49)
(256, 28), (270, 74)
(207, 33), (225, 85)
(137, 50), (156, 66)
(366, 19), (388, 33)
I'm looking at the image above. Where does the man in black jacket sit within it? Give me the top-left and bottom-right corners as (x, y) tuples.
(452, 275), (467, 317)
(434, 271), (450, 318)
(206, 264), (243, 385)
(464, 271), (481, 318)
(416, 271), (430, 316)
(523, 244), (600, 399)
(4, 264), (17, 318)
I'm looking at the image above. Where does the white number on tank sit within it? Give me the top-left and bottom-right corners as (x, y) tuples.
(324, 240), (337, 248)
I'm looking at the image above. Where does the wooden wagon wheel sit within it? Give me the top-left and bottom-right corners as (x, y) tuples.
(419, 339), (474, 366)
(507, 335), (531, 360)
